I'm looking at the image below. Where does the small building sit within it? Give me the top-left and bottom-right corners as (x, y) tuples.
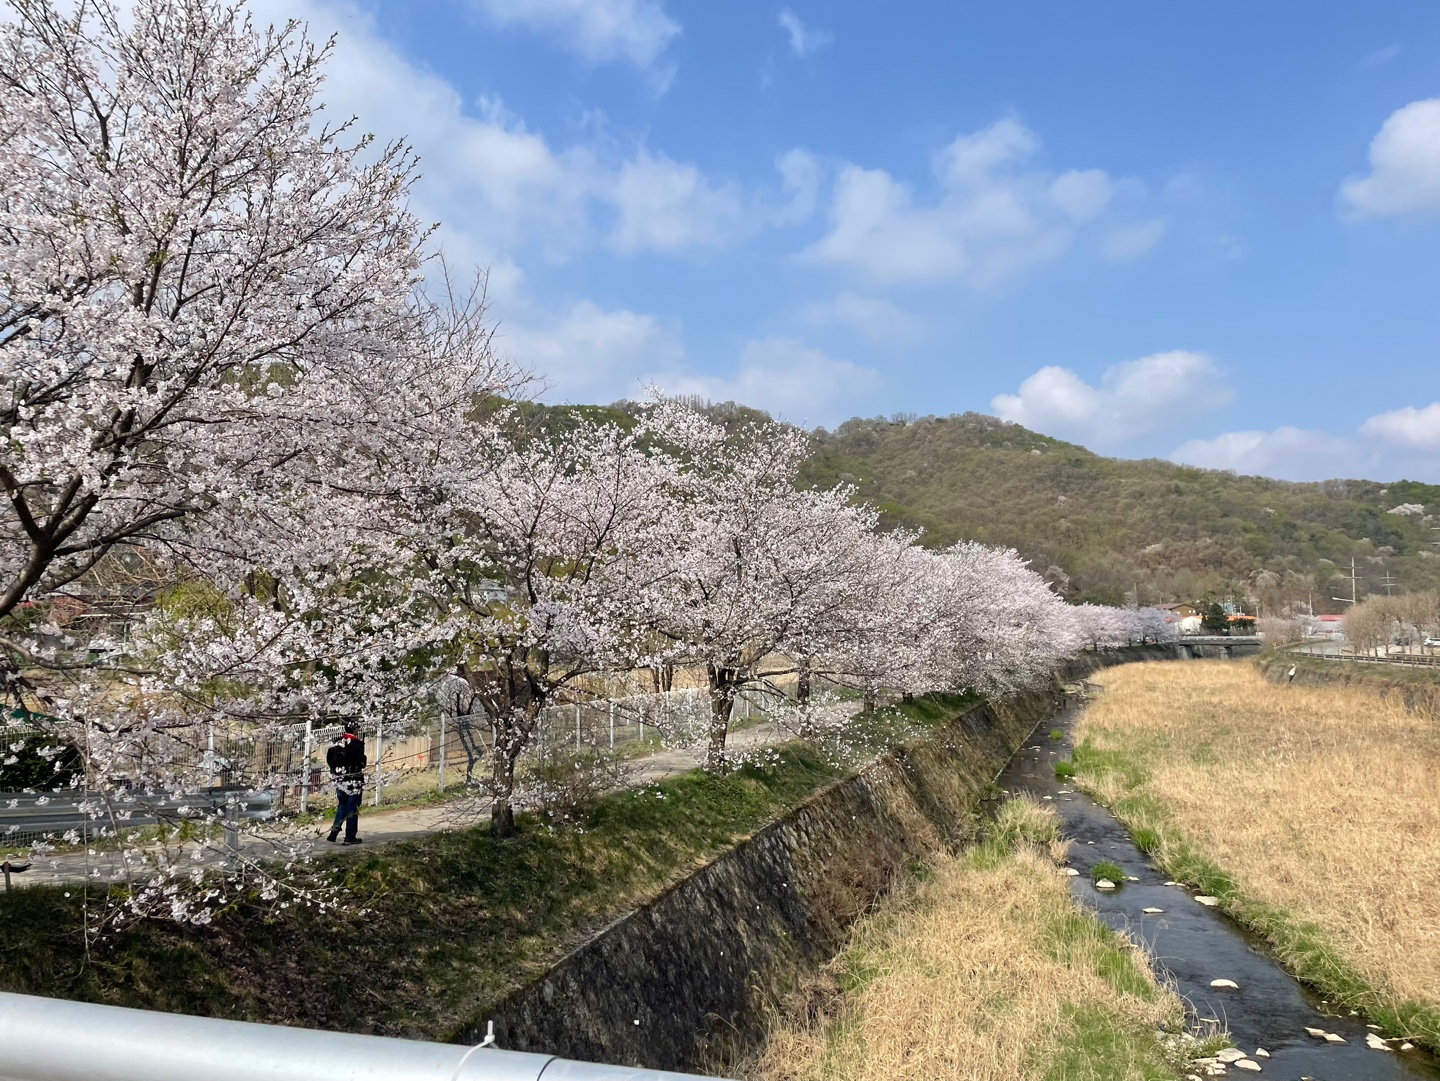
(1156, 603), (1200, 621)
(1227, 613), (1257, 636)
(1312, 614), (1346, 640)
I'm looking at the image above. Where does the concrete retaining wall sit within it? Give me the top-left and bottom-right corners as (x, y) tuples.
(462, 688), (1053, 1071)
(463, 645), (1212, 1072)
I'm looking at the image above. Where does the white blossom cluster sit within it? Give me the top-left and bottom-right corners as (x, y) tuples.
(0, 0), (1155, 924)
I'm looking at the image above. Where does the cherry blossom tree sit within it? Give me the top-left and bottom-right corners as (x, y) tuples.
(402, 412), (677, 836)
(636, 399), (886, 771)
(0, 0), (515, 914)
(907, 543), (1078, 697)
(1069, 604), (1135, 650)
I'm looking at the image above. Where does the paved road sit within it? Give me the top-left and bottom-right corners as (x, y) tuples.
(9, 722), (786, 889)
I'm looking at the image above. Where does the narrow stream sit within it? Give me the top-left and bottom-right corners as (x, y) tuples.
(993, 695), (1440, 1081)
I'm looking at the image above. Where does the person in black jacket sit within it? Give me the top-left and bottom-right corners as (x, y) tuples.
(326, 721), (367, 844)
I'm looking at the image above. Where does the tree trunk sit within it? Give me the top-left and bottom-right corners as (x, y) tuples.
(490, 749), (518, 838)
(863, 683), (877, 715)
(796, 658), (815, 739)
(705, 664), (735, 773)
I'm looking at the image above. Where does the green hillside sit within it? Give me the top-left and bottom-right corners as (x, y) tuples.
(798, 412), (1440, 610)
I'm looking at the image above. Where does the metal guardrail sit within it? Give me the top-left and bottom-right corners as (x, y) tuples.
(0, 786), (274, 847)
(0, 991), (727, 1081)
(1302, 651), (1440, 669)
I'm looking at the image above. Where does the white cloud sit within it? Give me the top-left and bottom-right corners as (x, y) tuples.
(992, 351), (1231, 445)
(247, 0), (600, 260)
(776, 148), (820, 223)
(1339, 99), (1440, 218)
(1049, 169), (1114, 223)
(649, 337), (881, 427)
(804, 292), (917, 342)
(1099, 218), (1168, 262)
(1360, 401), (1440, 449)
(777, 9), (832, 58)
(1169, 400), (1440, 482)
(471, 0), (680, 72)
(607, 148), (819, 252)
(802, 118), (1159, 285)
(1171, 428), (1363, 479)
(501, 300), (685, 405)
(248, 0), (801, 263)
(610, 150), (747, 252)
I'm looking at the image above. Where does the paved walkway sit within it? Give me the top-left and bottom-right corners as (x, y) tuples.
(11, 722), (785, 888)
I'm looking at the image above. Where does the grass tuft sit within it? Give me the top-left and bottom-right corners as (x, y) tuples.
(1091, 860), (1124, 885)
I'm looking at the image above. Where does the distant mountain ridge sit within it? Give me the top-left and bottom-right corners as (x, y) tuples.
(528, 399), (1440, 611)
(799, 411), (1440, 609)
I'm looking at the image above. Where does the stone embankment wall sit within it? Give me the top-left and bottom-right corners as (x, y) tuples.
(463, 690), (1049, 1071)
(464, 646), (1185, 1072)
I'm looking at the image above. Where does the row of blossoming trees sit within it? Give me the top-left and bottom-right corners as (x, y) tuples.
(1, 0), (1174, 913)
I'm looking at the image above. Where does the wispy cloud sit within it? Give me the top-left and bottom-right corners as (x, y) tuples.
(1360, 43), (1401, 69)
(471, 0), (681, 85)
(803, 118), (1162, 285)
(777, 9), (832, 58)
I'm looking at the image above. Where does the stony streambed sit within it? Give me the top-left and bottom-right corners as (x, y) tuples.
(995, 696), (1440, 1081)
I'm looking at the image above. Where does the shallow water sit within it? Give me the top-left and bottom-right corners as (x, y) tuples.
(992, 698), (1440, 1081)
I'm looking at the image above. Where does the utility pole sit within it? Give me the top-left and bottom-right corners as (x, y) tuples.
(1380, 570), (1398, 596)
(1332, 556), (1361, 606)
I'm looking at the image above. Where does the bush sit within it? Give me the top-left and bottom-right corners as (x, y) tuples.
(521, 749), (633, 825)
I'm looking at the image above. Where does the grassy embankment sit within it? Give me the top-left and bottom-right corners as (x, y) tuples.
(755, 796), (1198, 1081)
(1068, 660), (1440, 1049)
(1271, 651), (1440, 715)
(0, 693), (973, 1040)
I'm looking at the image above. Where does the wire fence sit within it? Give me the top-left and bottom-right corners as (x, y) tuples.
(1, 676), (843, 847)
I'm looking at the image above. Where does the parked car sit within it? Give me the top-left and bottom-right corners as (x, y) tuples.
(1426, 637), (1440, 648)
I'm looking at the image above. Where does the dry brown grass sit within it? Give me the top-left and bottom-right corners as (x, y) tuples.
(755, 802), (1182, 1081)
(1077, 660), (1440, 1014)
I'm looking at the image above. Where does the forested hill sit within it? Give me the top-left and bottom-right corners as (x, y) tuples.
(798, 412), (1440, 610)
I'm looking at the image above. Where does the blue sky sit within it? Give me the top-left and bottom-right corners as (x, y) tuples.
(256, 0), (1440, 482)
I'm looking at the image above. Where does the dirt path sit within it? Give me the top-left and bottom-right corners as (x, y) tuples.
(12, 722), (786, 888)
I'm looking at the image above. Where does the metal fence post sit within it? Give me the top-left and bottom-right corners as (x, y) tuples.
(222, 795), (240, 866)
(438, 707), (447, 793)
(373, 723), (384, 808)
(299, 717), (313, 813)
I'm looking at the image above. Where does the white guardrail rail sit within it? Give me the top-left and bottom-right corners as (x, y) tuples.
(0, 992), (730, 1081)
